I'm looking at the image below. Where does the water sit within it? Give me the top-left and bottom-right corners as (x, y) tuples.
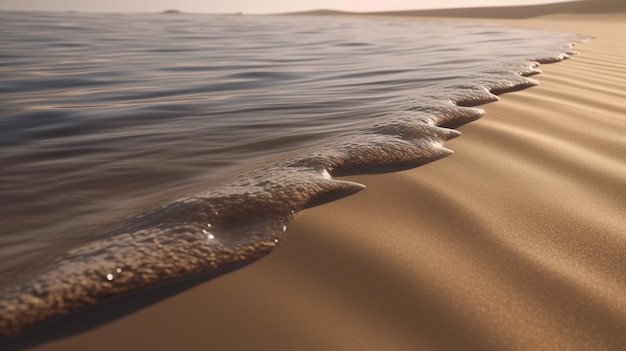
(0, 11), (580, 336)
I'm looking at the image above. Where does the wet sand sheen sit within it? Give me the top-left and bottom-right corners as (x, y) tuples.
(26, 13), (626, 351)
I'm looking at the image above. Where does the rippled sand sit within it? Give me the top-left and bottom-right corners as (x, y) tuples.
(22, 11), (626, 351)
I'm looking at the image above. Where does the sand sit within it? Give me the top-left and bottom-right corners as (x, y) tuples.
(20, 8), (626, 351)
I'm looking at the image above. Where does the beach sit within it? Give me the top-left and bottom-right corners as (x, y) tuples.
(17, 6), (626, 351)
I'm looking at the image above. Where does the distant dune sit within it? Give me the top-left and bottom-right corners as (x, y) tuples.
(161, 9), (181, 15)
(287, 0), (626, 19)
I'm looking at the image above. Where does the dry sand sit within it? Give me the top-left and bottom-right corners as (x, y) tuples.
(25, 9), (626, 351)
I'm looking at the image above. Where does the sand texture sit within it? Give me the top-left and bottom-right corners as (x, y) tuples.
(12, 8), (626, 351)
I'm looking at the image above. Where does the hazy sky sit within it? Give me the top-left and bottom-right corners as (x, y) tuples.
(0, 0), (566, 14)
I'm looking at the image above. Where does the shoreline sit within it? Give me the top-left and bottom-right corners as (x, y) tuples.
(19, 11), (626, 351)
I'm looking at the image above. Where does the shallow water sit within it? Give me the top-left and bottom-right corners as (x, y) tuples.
(0, 11), (579, 336)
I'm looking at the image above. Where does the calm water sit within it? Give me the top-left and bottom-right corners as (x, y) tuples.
(0, 11), (579, 336)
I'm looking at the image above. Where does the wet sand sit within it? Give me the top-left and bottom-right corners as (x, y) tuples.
(25, 9), (626, 351)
